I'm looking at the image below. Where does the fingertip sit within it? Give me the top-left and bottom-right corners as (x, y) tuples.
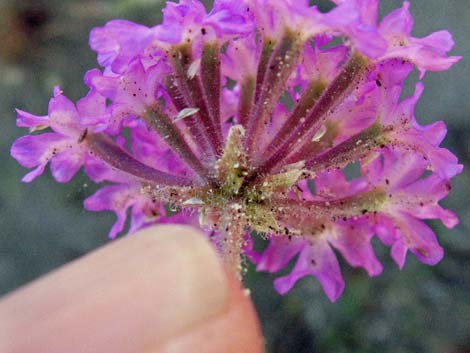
(155, 270), (264, 353)
(0, 225), (264, 353)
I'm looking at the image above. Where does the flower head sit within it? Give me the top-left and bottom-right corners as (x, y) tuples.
(11, 0), (461, 301)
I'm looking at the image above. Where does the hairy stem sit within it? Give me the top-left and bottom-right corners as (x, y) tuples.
(305, 123), (383, 172)
(272, 188), (386, 233)
(254, 38), (275, 103)
(259, 79), (326, 162)
(163, 75), (205, 149)
(170, 45), (222, 157)
(282, 121), (338, 165)
(86, 133), (194, 186)
(253, 53), (370, 176)
(246, 33), (301, 156)
(218, 213), (246, 278)
(201, 43), (222, 137)
(237, 76), (256, 127)
(142, 107), (214, 183)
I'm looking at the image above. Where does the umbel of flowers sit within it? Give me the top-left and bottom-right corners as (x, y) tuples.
(12, 0), (461, 301)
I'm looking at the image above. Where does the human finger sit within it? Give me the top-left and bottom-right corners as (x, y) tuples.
(0, 225), (264, 353)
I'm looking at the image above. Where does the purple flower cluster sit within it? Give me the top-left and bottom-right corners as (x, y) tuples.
(11, 0), (461, 301)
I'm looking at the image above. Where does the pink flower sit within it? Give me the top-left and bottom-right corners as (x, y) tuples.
(11, 87), (101, 182)
(363, 149), (458, 268)
(11, 0), (462, 301)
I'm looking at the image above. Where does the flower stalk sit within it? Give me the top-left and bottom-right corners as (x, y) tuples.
(252, 52), (370, 175)
(86, 133), (193, 186)
(246, 32), (302, 156)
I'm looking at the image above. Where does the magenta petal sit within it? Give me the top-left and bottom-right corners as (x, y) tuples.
(86, 69), (119, 102)
(21, 165), (47, 183)
(411, 31), (462, 76)
(400, 174), (459, 228)
(84, 184), (137, 238)
(129, 122), (188, 175)
(128, 205), (147, 235)
(419, 146), (463, 179)
(356, 0), (379, 26)
(48, 92), (81, 136)
(374, 214), (407, 269)
(414, 120), (447, 146)
(160, 210), (198, 226)
(83, 157), (131, 184)
(396, 212), (444, 265)
(76, 88), (108, 127)
(208, 0), (254, 35)
(298, 43), (348, 83)
(89, 60), (163, 119)
(314, 169), (349, 197)
(378, 3), (461, 74)
(11, 134), (59, 168)
(11, 133), (68, 182)
(420, 30), (455, 52)
(349, 28), (387, 59)
(16, 109), (49, 129)
(376, 211), (444, 268)
(379, 1), (413, 36)
(396, 129), (463, 179)
(274, 239), (344, 302)
(127, 199), (164, 235)
(223, 35), (258, 81)
(374, 214), (396, 245)
(418, 206), (459, 229)
(158, 0), (252, 44)
(242, 235), (262, 264)
(390, 241), (408, 269)
(330, 221), (383, 276)
(89, 19), (154, 73)
(256, 236), (306, 273)
(50, 148), (84, 183)
(361, 149), (425, 191)
(312, 169), (368, 199)
(328, 0), (386, 58)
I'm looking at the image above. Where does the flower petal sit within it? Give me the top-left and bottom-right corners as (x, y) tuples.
(274, 238), (344, 302)
(15, 109), (49, 129)
(84, 184), (138, 238)
(11, 133), (68, 182)
(89, 19), (155, 73)
(256, 236), (305, 273)
(329, 220), (383, 276)
(50, 148), (84, 183)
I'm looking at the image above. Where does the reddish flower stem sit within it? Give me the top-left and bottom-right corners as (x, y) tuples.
(272, 188), (385, 222)
(252, 53), (369, 177)
(142, 106), (215, 184)
(171, 46), (223, 157)
(304, 123), (383, 172)
(86, 133), (194, 186)
(254, 39), (275, 103)
(201, 43), (223, 139)
(237, 76), (255, 127)
(164, 75), (205, 149)
(245, 33), (301, 156)
(257, 79), (326, 163)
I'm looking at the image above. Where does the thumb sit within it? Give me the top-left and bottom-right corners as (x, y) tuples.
(0, 225), (264, 353)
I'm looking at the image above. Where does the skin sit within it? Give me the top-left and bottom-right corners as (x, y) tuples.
(0, 225), (264, 353)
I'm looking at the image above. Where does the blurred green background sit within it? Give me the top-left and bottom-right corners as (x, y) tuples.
(0, 0), (468, 352)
